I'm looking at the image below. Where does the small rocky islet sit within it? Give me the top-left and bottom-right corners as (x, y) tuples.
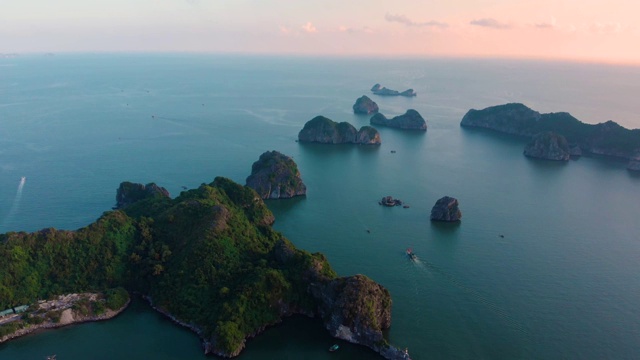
(245, 150), (307, 200)
(371, 83), (417, 97)
(353, 95), (379, 115)
(430, 196), (462, 222)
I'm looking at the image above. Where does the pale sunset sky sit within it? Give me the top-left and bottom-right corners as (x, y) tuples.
(2, 0), (639, 64)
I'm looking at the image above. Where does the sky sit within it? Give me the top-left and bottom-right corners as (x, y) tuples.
(2, 0), (640, 64)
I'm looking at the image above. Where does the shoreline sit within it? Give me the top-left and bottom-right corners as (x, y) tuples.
(0, 293), (130, 345)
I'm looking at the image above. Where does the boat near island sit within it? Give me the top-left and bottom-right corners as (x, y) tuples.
(329, 344), (339, 352)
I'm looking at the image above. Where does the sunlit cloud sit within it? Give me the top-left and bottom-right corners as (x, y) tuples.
(301, 22), (317, 33)
(385, 13), (448, 28)
(279, 26), (292, 35)
(470, 18), (512, 29)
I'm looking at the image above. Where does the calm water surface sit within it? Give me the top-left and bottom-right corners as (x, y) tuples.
(1, 55), (639, 359)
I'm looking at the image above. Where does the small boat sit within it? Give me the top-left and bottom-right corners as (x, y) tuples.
(406, 248), (417, 260)
(329, 344), (339, 352)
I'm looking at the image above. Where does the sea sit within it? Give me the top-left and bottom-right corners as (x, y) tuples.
(0, 54), (639, 360)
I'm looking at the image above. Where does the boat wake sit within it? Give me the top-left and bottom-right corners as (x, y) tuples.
(1, 176), (26, 231)
(410, 255), (528, 335)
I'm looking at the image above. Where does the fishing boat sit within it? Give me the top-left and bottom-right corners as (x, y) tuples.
(406, 248), (417, 261)
(329, 344), (339, 352)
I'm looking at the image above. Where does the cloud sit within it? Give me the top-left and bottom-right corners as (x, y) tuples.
(590, 22), (622, 34)
(338, 25), (374, 34)
(301, 22), (317, 33)
(279, 26), (292, 35)
(470, 18), (512, 29)
(385, 13), (448, 28)
(532, 17), (558, 30)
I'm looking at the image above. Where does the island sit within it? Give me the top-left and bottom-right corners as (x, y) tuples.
(460, 103), (640, 169)
(246, 150), (307, 199)
(298, 115), (381, 145)
(353, 95), (379, 115)
(0, 177), (409, 359)
(371, 84), (417, 97)
(370, 110), (427, 131)
(379, 196), (403, 207)
(523, 131), (571, 161)
(430, 196), (462, 222)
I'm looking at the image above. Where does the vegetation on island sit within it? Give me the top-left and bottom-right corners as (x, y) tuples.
(245, 150), (307, 199)
(298, 116), (381, 144)
(0, 177), (396, 358)
(460, 103), (640, 159)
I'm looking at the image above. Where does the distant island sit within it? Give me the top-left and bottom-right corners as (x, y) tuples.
(460, 103), (640, 170)
(246, 150), (307, 199)
(298, 115), (381, 145)
(371, 84), (417, 97)
(0, 177), (409, 359)
(370, 110), (427, 131)
(353, 95), (379, 115)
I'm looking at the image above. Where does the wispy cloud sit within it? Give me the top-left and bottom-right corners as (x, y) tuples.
(279, 26), (292, 35)
(470, 18), (512, 29)
(301, 22), (317, 33)
(338, 25), (374, 34)
(534, 19), (556, 29)
(590, 22), (622, 34)
(385, 13), (448, 28)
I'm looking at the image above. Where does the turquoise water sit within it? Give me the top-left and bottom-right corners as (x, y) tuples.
(1, 54), (639, 359)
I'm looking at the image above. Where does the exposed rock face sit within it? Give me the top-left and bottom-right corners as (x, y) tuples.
(310, 274), (410, 359)
(298, 116), (381, 145)
(370, 110), (427, 131)
(356, 126), (382, 144)
(371, 84), (417, 97)
(523, 132), (571, 161)
(460, 103), (640, 163)
(430, 196), (462, 222)
(245, 150), (307, 199)
(353, 95), (379, 115)
(115, 182), (170, 208)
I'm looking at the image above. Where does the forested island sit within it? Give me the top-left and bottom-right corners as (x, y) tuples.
(0, 177), (408, 359)
(460, 103), (640, 169)
(298, 116), (381, 145)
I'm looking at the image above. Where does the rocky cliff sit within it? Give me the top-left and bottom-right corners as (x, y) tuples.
(246, 150), (307, 199)
(310, 274), (410, 359)
(298, 116), (381, 144)
(353, 95), (379, 115)
(460, 103), (640, 163)
(370, 110), (427, 131)
(430, 196), (462, 222)
(523, 132), (571, 161)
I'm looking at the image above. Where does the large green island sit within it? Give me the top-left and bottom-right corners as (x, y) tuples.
(0, 177), (409, 359)
(460, 103), (640, 169)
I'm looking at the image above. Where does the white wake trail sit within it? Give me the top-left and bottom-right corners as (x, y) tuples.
(1, 176), (26, 230)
